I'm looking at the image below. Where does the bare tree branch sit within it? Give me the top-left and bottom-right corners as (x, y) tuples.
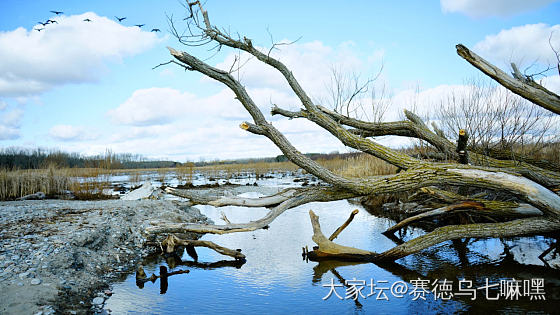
(456, 44), (560, 115)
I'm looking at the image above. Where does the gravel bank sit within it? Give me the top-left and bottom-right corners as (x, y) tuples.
(0, 199), (210, 314)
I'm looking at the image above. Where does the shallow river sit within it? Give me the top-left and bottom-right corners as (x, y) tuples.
(104, 187), (560, 314)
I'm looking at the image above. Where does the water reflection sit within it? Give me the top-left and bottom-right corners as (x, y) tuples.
(105, 194), (560, 314)
(135, 265), (190, 294)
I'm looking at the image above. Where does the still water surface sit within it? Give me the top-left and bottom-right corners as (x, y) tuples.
(105, 190), (560, 314)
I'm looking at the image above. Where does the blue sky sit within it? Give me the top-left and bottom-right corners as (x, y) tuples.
(1, 0), (559, 161)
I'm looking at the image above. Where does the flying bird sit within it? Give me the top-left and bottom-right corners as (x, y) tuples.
(50, 10), (63, 15)
(134, 24), (145, 28)
(38, 21), (48, 26)
(151, 28), (160, 32)
(83, 18), (92, 22)
(46, 19), (58, 24)
(35, 28), (44, 32)
(115, 16), (126, 22)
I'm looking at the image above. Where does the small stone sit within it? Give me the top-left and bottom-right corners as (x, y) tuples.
(104, 290), (112, 296)
(92, 297), (104, 305)
(17, 282), (23, 286)
(18, 272), (30, 279)
(30, 278), (41, 285)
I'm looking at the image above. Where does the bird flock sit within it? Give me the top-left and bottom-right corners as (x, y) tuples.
(34, 10), (161, 33)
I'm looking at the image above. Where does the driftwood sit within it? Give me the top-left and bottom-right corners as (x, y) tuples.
(383, 201), (486, 235)
(329, 209), (359, 241)
(306, 209), (560, 263)
(145, 1), (560, 264)
(307, 210), (377, 261)
(147, 187), (356, 235)
(16, 191), (46, 201)
(146, 234), (246, 261)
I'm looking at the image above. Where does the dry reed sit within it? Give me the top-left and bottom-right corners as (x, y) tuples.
(0, 165), (113, 200)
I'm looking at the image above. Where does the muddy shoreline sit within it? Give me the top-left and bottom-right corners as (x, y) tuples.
(0, 199), (210, 314)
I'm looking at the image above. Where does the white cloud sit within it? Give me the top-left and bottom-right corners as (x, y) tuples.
(474, 24), (560, 69)
(212, 40), (384, 103)
(108, 88), (196, 126)
(440, 0), (558, 18)
(0, 12), (160, 97)
(107, 87), (252, 126)
(0, 107), (23, 140)
(48, 124), (98, 141)
(0, 127), (19, 140)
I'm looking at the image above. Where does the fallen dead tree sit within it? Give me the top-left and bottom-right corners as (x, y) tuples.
(146, 1), (560, 264)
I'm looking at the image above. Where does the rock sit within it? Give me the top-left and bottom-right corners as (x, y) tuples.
(92, 297), (104, 305)
(121, 182), (159, 200)
(16, 191), (46, 201)
(18, 271), (30, 279)
(0, 198), (209, 314)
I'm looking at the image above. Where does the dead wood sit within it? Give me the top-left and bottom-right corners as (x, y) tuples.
(152, 1), (560, 264)
(146, 234), (246, 260)
(307, 210), (377, 261)
(456, 44), (560, 115)
(383, 201), (485, 235)
(329, 209), (359, 241)
(146, 187), (357, 235)
(307, 209), (560, 263)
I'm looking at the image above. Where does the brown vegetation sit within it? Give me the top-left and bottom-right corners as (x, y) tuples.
(0, 165), (114, 201)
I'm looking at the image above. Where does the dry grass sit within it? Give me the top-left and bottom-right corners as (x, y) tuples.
(317, 154), (397, 178)
(0, 154), (396, 200)
(193, 154), (396, 180)
(0, 166), (73, 200)
(0, 165), (113, 201)
(177, 162), (195, 184)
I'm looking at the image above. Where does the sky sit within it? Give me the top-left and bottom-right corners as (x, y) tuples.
(0, 0), (559, 162)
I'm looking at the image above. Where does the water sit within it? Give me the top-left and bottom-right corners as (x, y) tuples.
(104, 182), (560, 314)
(85, 169), (315, 197)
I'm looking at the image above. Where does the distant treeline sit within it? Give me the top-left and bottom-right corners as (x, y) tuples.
(1, 147), (362, 170)
(0, 148), (179, 170)
(195, 151), (362, 166)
